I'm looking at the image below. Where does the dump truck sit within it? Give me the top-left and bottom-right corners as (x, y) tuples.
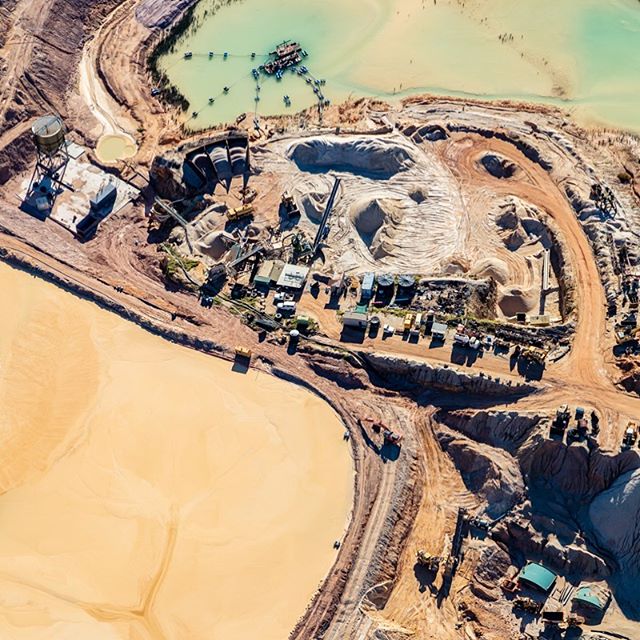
(403, 313), (415, 332)
(227, 204), (254, 222)
(416, 550), (441, 572)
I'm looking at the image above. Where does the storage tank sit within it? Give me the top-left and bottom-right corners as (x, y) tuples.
(377, 273), (395, 289)
(398, 274), (416, 289)
(32, 115), (65, 156)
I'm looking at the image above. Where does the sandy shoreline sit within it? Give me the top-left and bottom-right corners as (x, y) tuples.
(0, 260), (354, 639)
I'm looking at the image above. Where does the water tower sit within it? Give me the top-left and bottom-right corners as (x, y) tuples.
(32, 114), (69, 180)
(23, 114), (71, 217)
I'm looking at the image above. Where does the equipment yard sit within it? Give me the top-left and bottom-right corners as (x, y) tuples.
(1, 0), (640, 638)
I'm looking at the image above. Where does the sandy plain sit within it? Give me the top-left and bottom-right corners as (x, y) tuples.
(0, 262), (354, 639)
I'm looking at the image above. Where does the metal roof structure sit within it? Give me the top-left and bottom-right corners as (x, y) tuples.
(276, 263), (309, 289)
(254, 260), (275, 286)
(517, 563), (557, 593)
(572, 585), (610, 611)
(361, 272), (375, 294)
(342, 311), (368, 328)
(431, 321), (448, 337)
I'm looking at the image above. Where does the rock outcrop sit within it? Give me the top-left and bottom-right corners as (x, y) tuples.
(438, 410), (541, 450)
(362, 353), (536, 396)
(589, 468), (640, 573)
(438, 431), (524, 518)
(520, 438), (640, 501)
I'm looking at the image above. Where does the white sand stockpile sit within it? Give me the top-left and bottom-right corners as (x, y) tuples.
(350, 197), (405, 259)
(271, 133), (467, 273)
(0, 264), (353, 640)
(197, 230), (234, 260)
(288, 135), (416, 177)
(494, 197), (551, 251)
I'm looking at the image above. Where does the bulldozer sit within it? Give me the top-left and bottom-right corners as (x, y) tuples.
(416, 550), (441, 572)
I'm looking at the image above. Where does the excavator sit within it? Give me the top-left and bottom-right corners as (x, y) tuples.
(383, 428), (403, 446)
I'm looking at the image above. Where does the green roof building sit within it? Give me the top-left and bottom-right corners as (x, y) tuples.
(517, 563), (557, 593)
(572, 585), (610, 612)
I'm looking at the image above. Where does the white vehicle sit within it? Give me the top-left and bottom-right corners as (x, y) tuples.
(276, 301), (296, 314)
(469, 337), (482, 350)
(453, 333), (470, 346)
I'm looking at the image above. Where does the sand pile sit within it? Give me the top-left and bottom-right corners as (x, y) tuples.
(350, 197), (404, 249)
(197, 230), (234, 260)
(494, 198), (547, 251)
(498, 285), (539, 317)
(300, 191), (327, 224)
(168, 205), (231, 262)
(438, 432), (524, 518)
(288, 135), (415, 177)
(289, 174), (333, 224)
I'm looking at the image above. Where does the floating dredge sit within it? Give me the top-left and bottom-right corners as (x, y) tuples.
(262, 40), (307, 76)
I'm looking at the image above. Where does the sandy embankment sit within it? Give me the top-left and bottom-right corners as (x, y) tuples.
(0, 262), (354, 639)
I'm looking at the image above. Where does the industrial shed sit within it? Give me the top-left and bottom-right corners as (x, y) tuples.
(517, 563), (557, 594)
